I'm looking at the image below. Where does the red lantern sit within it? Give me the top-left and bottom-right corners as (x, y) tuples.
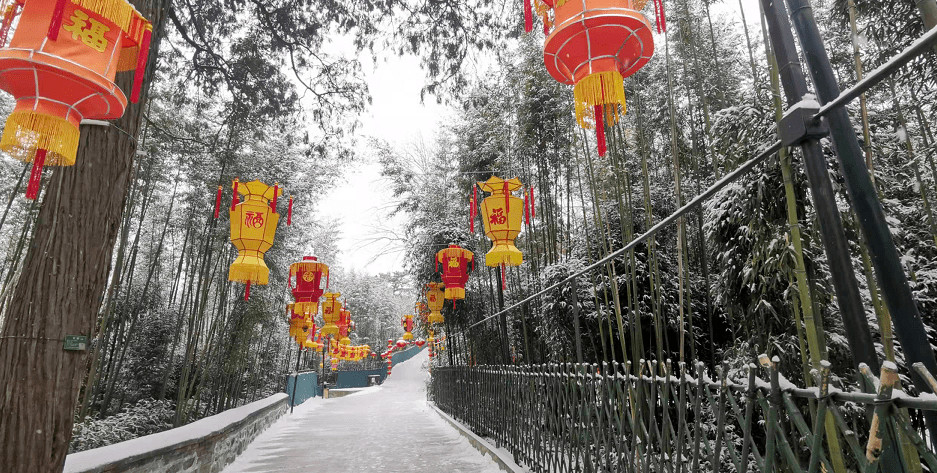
(436, 245), (474, 307)
(542, 0), (654, 156)
(0, 0), (152, 199)
(290, 256), (328, 302)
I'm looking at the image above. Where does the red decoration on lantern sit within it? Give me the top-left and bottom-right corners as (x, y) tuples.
(524, 0), (533, 33)
(130, 26), (152, 103)
(230, 178), (239, 210)
(287, 196), (293, 225)
(595, 105), (607, 157)
(25, 148), (46, 200)
(213, 185), (223, 219)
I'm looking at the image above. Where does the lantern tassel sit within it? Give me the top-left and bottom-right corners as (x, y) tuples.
(524, 191), (530, 226)
(501, 263), (507, 290)
(524, 0), (533, 33)
(46, 0), (68, 40)
(660, 0), (667, 32)
(25, 149), (47, 200)
(244, 281), (251, 301)
(287, 196), (293, 225)
(213, 185), (222, 219)
(503, 181), (510, 215)
(271, 184), (279, 211)
(595, 105), (607, 157)
(130, 26), (152, 104)
(530, 187), (535, 219)
(230, 178), (239, 210)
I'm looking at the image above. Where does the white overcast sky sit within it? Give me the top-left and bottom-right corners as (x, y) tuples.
(322, 0), (763, 276)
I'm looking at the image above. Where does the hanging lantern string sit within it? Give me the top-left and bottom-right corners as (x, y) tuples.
(244, 280), (251, 301)
(213, 185), (222, 219)
(503, 181), (510, 215)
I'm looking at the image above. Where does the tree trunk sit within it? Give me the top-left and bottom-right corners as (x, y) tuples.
(0, 0), (168, 467)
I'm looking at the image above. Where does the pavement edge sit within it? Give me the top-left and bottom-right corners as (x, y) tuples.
(427, 401), (527, 473)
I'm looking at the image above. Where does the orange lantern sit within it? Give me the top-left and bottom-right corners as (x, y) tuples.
(0, 0), (153, 198)
(436, 245), (473, 307)
(223, 179), (286, 300)
(542, 0), (654, 156)
(320, 292), (342, 338)
(425, 282), (445, 324)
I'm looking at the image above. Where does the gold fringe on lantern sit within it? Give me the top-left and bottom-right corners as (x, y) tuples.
(444, 286), (466, 300)
(227, 260), (269, 285)
(289, 261), (328, 279)
(293, 301), (319, 317)
(573, 70), (626, 129)
(74, 0), (136, 32)
(485, 244), (524, 267)
(0, 111), (80, 165)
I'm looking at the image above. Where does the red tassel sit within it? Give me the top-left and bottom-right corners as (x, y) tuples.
(469, 197), (475, 233)
(0, 3), (21, 46)
(435, 258), (438, 273)
(213, 185), (222, 218)
(524, 192), (530, 226)
(660, 0), (667, 32)
(130, 27), (152, 104)
(543, 14), (550, 35)
(503, 181), (510, 215)
(326, 273), (330, 288)
(530, 187), (535, 219)
(501, 264), (507, 290)
(524, 0), (533, 33)
(230, 179), (239, 210)
(287, 196), (293, 225)
(595, 105), (607, 157)
(452, 299), (456, 310)
(271, 184), (279, 211)
(46, 0), (68, 40)
(244, 281), (251, 301)
(25, 149), (47, 200)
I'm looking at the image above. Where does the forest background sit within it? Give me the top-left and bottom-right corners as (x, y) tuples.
(0, 0), (933, 457)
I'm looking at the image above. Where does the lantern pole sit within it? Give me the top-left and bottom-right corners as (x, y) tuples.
(496, 265), (510, 365)
(290, 344), (302, 414)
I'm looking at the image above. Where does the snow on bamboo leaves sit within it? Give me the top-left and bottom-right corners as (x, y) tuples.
(541, 0), (654, 157)
(222, 179), (287, 300)
(0, 0), (153, 199)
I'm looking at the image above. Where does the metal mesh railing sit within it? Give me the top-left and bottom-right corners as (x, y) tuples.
(431, 359), (937, 473)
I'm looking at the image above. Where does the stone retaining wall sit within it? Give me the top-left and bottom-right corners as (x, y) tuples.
(64, 393), (289, 473)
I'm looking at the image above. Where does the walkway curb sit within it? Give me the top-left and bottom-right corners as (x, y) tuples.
(427, 401), (527, 473)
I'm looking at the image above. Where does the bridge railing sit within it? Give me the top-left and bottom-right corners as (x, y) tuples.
(430, 359), (937, 473)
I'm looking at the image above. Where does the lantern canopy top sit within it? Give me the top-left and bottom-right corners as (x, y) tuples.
(236, 180), (283, 201)
(477, 176), (523, 193)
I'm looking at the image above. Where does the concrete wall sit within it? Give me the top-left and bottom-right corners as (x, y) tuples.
(64, 393), (288, 473)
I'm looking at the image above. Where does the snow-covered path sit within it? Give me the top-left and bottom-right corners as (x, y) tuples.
(223, 350), (503, 472)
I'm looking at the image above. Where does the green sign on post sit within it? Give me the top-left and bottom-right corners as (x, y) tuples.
(63, 335), (88, 351)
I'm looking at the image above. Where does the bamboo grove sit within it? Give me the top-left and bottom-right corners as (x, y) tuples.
(396, 0), (937, 413)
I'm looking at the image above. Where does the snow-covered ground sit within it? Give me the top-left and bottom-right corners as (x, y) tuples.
(223, 350), (504, 472)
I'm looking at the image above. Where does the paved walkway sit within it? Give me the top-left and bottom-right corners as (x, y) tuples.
(223, 350), (503, 472)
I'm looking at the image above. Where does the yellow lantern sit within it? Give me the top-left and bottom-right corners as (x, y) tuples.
(401, 314), (414, 341)
(321, 292), (342, 337)
(478, 176), (525, 268)
(425, 282), (445, 324)
(227, 179), (283, 299)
